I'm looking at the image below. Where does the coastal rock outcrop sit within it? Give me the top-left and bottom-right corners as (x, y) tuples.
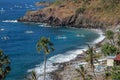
(18, 0), (120, 28)
(18, 10), (104, 28)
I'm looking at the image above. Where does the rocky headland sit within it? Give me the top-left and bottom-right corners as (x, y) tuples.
(18, 0), (120, 29)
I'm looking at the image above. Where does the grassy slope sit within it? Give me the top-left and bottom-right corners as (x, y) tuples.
(46, 0), (120, 25)
(84, 0), (120, 25)
(26, 0), (120, 26)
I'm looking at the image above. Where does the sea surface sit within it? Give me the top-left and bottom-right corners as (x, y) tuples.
(0, 0), (102, 80)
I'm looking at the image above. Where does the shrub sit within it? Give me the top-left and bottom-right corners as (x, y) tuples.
(76, 7), (86, 14)
(54, 0), (62, 6)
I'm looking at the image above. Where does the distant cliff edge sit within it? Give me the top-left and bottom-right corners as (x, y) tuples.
(18, 0), (120, 28)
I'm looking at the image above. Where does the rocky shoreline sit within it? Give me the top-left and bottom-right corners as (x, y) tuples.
(17, 0), (120, 29)
(47, 31), (106, 80)
(18, 13), (106, 29)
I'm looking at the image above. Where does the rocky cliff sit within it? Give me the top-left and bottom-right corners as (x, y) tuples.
(18, 0), (120, 28)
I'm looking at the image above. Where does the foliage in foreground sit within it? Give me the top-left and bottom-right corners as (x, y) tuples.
(36, 37), (54, 80)
(0, 50), (11, 80)
(76, 65), (93, 80)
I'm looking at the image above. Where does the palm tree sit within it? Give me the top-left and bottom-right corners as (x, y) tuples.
(0, 50), (11, 80)
(76, 65), (93, 80)
(36, 37), (54, 80)
(84, 45), (101, 80)
(31, 71), (37, 80)
(103, 67), (111, 80)
(76, 65), (86, 80)
(116, 30), (120, 48)
(117, 33), (120, 47)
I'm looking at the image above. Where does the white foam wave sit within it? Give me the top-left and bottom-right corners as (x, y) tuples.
(2, 20), (17, 23)
(49, 49), (87, 63)
(29, 61), (58, 74)
(76, 34), (85, 37)
(38, 23), (51, 27)
(92, 29), (105, 44)
(1, 36), (9, 40)
(14, 5), (22, 8)
(28, 48), (87, 80)
(55, 35), (67, 40)
(30, 5), (34, 7)
(25, 30), (34, 34)
(0, 28), (5, 31)
(0, 8), (5, 13)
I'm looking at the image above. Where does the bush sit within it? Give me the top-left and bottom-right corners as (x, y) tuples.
(76, 7), (86, 14)
(83, 0), (90, 5)
(101, 43), (117, 56)
(54, 0), (62, 6)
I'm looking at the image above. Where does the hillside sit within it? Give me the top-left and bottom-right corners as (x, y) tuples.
(18, 0), (120, 28)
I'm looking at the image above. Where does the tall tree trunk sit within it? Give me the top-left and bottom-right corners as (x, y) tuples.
(92, 66), (97, 80)
(112, 38), (115, 46)
(82, 75), (85, 80)
(44, 54), (47, 80)
(109, 39), (113, 45)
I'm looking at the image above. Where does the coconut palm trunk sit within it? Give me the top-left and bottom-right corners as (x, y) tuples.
(75, 65), (86, 80)
(84, 45), (101, 80)
(112, 38), (115, 45)
(36, 37), (54, 80)
(90, 57), (97, 80)
(110, 39), (113, 45)
(44, 54), (47, 80)
(92, 67), (97, 80)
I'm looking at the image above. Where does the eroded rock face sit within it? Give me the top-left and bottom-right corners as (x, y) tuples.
(18, 8), (105, 29)
(18, 0), (120, 29)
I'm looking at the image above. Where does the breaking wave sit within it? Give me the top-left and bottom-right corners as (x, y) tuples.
(2, 20), (17, 23)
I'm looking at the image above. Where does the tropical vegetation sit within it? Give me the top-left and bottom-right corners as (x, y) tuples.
(36, 37), (54, 80)
(0, 50), (11, 80)
(76, 65), (93, 80)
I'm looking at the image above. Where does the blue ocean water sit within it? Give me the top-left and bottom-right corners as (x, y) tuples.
(0, 0), (100, 80)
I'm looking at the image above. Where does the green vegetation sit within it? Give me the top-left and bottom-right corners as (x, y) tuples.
(101, 29), (120, 79)
(30, 71), (37, 80)
(74, 0), (120, 25)
(75, 28), (120, 80)
(101, 30), (120, 56)
(105, 30), (115, 45)
(0, 50), (10, 80)
(36, 37), (54, 80)
(111, 66), (120, 79)
(54, 0), (62, 6)
(101, 43), (117, 56)
(76, 65), (93, 80)
(76, 7), (86, 14)
(84, 45), (101, 80)
(104, 66), (120, 80)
